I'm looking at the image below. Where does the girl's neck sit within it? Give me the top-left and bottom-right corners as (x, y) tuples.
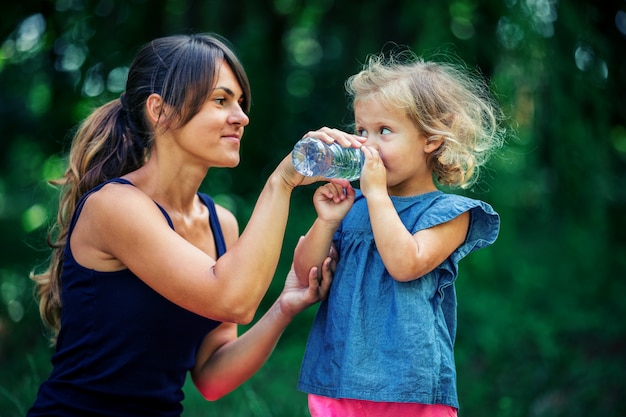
(387, 177), (439, 197)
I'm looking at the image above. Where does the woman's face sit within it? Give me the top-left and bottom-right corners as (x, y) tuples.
(171, 61), (250, 168)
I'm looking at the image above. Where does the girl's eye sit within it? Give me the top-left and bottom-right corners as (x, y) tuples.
(356, 128), (368, 137)
(381, 127), (391, 135)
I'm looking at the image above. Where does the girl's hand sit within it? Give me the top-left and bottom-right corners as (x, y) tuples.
(359, 145), (388, 198)
(313, 180), (355, 223)
(279, 256), (334, 319)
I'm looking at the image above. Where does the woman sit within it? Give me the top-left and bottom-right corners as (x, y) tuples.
(27, 33), (359, 416)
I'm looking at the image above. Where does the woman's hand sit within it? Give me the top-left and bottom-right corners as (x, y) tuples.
(278, 256), (334, 319)
(281, 127), (366, 187)
(300, 126), (366, 149)
(190, 254), (335, 401)
(277, 127), (366, 189)
(275, 153), (327, 188)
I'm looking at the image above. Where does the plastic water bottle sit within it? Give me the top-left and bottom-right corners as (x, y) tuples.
(291, 137), (364, 181)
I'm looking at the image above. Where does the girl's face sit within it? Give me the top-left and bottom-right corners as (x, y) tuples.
(354, 97), (438, 196)
(171, 61), (249, 168)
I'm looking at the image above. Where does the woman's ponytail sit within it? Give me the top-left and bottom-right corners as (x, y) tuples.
(31, 97), (147, 341)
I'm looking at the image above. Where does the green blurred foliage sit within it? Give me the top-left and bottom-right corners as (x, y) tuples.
(1, 0), (624, 416)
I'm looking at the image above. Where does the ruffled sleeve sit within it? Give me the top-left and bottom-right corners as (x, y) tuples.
(414, 194), (500, 287)
(455, 198), (500, 260)
(414, 194), (499, 256)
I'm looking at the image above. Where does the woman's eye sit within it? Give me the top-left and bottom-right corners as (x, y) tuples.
(381, 127), (391, 135)
(215, 98), (226, 105)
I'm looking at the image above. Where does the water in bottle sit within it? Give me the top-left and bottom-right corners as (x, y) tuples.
(292, 137), (364, 181)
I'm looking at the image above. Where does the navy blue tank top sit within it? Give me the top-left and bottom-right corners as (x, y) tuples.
(28, 178), (226, 416)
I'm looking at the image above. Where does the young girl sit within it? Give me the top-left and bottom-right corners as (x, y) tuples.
(294, 51), (504, 416)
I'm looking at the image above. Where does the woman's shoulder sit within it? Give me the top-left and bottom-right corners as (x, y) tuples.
(197, 194), (239, 247)
(215, 204), (238, 236)
(88, 179), (153, 208)
(81, 180), (169, 231)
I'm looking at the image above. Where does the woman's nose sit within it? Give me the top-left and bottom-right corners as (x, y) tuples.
(230, 104), (249, 126)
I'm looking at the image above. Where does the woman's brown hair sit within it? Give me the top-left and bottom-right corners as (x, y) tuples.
(31, 33), (251, 342)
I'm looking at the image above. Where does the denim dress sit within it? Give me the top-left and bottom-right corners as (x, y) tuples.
(298, 190), (500, 408)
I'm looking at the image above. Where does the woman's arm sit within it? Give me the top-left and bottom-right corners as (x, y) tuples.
(82, 155), (313, 324)
(191, 257), (334, 400)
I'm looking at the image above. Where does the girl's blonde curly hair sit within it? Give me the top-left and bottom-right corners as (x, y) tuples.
(346, 50), (504, 189)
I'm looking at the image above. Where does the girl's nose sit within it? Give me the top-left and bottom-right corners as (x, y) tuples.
(363, 137), (378, 149)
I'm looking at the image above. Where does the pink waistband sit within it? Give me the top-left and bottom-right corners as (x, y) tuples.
(308, 394), (458, 417)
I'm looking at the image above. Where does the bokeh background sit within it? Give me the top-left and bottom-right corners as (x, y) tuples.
(1, 0), (625, 416)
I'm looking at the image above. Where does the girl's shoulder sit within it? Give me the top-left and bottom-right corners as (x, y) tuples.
(352, 189), (499, 241)
(429, 193), (500, 253)
(430, 192), (498, 216)
(405, 191), (499, 241)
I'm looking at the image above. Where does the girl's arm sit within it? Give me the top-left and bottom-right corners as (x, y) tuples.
(292, 127), (364, 284)
(190, 257), (334, 400)
(293, 181), (354, 285)
(359, 146), (470, 282)
(366, 193), (469, 282)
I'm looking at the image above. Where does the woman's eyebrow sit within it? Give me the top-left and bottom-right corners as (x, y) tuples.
(213, 86), (236, 97)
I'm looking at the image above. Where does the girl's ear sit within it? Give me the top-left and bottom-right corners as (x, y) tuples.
(424, 136), (444, 154)
(145, 93), (165, 125)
